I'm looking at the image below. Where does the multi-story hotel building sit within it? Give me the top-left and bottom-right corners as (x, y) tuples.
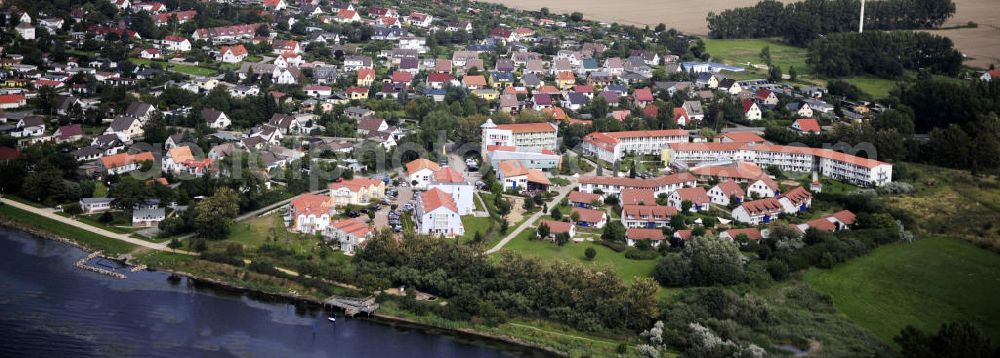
(480, 119), (559, 153)
(666, 142), (893, 187)
(581, 129), (689, 163)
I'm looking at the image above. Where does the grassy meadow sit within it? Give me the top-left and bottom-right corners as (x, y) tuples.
(805, 237), (1000, 344)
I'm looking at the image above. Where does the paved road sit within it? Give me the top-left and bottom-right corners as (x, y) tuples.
(0, 198), (195, 255)
(484, 153), (599, 254)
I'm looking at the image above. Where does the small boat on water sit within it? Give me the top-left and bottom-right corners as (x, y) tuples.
(327, 316), (336, 323)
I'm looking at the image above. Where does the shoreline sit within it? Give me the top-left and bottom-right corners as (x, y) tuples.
(0, 218), (566, 357)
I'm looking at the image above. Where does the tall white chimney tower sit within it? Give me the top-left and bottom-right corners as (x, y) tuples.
(859, 0), (866, 33)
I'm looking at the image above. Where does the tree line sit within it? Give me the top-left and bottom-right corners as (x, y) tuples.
(807, 31), (962, 78)
(355, 232), (659, 332)
(707, 0), (955, 46)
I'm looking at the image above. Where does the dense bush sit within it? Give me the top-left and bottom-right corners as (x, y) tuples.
(625, 248), (660, 260)
(653, 236), (744, 287)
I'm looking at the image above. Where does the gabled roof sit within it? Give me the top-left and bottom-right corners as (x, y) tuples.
(673, 187), (710, 204)
(621, 189), (656, 206)
(568, 191), (602, 205)
(571, 207), (605, 223)
(406, 158), (440, 174)
(780, 186), (812, 205)
(713, 181), (745, 198)
(539, 220), (573, 234)
(433, 167), (466, 183)
(626, 228), (665, 241)
(723, 228), (761, 240)
(291, 193), (331, 216)
(793, 118), (821, 133)
(422, 187), (458, 213)
(329, 178), (382, 192)
(633, 87), (654, 102)
(738, 197), (783, 215)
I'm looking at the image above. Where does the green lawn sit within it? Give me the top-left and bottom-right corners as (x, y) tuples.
(501, 228), (658, 284)
(0, 204), (136, 255)
(130, 58), (218, 77)
(460, 215), (494, 243)
(93, 182), (109, 198)
(805, 237), (1000, 345)
(703, 38), (810, 74)
(840, 76), (897, 99)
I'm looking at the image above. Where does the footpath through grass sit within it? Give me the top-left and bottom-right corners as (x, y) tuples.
(0, 203), (136, 255)
(805, 237), (1000, 345)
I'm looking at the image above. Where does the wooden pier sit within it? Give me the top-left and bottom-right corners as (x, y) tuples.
(323, 295), (379, 317)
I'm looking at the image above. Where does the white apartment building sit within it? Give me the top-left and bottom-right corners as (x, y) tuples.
(480, 119), (558, 154)
(582, 129), (690, 163)
(416, 188), (464, 237)
(667, 142), (893, 187)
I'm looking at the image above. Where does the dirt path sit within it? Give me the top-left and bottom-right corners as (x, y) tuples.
(1, 198), (195, 255)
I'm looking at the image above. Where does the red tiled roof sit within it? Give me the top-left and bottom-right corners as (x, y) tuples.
(462, 75), (487, 86)
(673, 187), (710, 204)
(633, 87), (653, 102)
(691, 162), (765, 181)
(627, 228), (665, 241)
(622, 205), (677, 219)
(539, 220), (573, 234)
(406, 158), (440, 174)
(830, 210), (857, 226)
(754, 88), (773, 101)
(495, 122), (556, 133)
(738, 197), (783, 215)
(793, 118), (821, 133)
(0, 94), (26, 104)
(357, 68), (376, 79)
(720, 132), (766, 143)
(291, 193), (331, 216)
(579, 172), (696, 189)
(723, 228), (761, 240)
(434, 167), (465, 183)
(568, 191), (602, 205)
(781, 186), (812, 205)
(571, 207), (605, 224)
(713, 181), (745, 198)
(330, 178), (382, 192)
(422, 187), (458, 212)
(805, 217), (837, 232)
(331, 218), (371, 237)
(427, 72), (455, 83)
(220, 44), (248, 56)
(620, 189), (656, 205)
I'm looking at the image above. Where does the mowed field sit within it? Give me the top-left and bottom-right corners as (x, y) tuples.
(482, 0), (776, 35)
(805, 237), (1000, 345)
(923, 0), (1000, 68)
(482, 0), (1000, 68)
